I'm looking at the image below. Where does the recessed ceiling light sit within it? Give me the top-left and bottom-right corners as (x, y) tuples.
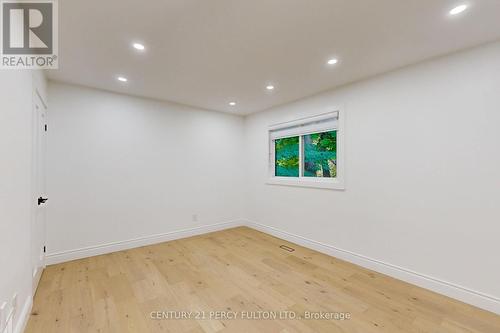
(266, 85), (275, 91)
(229, 102), (236, 106)
(132, 43), (145, 51)
(327, 58), (339, 65)
(449, 4), (468, 15)
(117, 76), (128, 82)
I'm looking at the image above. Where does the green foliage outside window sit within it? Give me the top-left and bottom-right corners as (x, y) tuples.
(275, 136), (299, 177)
(303, 130), (337, 178)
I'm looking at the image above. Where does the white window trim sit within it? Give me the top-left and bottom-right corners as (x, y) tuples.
(267, 109), (345, 190)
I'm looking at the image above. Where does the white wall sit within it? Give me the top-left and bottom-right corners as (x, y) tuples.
(0, 70), (44, 333)
(47, 83), (245, 257)
(244, 41), (500, 312)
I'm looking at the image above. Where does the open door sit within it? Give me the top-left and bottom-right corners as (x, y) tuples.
(32, 90), (48, 293)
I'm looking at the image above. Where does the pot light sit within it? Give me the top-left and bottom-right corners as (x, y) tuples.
(117, 76), (128, 82)
(449, 4), (468, 15)
(327, 58), (339, 65)
(229, 102), (236, 106)
(266, 85), (275, 91)
(132, 43), (145, 51)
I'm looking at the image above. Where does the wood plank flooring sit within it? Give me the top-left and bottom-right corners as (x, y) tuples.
(25, 227), (500, 333)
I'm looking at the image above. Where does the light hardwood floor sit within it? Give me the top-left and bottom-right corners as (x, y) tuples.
(26, 227), (500, 333)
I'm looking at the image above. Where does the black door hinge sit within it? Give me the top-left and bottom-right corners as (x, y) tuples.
(44, 124), (47, 132)
(43, 246), (46, 253)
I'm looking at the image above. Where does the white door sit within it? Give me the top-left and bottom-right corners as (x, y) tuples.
(32, 91), (48, 293)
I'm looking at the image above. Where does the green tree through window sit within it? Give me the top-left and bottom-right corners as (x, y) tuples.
(303, 130), (337, 178)
(275, 136), (299, 177)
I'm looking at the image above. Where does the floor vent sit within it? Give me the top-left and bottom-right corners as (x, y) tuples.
(280, 245), (295, 252)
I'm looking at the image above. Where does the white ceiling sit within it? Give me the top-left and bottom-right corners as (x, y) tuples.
(48, 0), (500, 115)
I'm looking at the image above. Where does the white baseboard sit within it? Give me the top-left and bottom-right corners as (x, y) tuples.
(46, 220), (244, 265)
(13, 296), (32, 333)
(244, 220), (500, 315)
(44, 218), (500, 315)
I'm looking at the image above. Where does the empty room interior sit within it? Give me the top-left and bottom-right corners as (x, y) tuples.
(2, 1), (500, 332)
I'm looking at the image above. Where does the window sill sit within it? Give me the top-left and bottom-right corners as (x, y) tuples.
(266, 177), (345, 190)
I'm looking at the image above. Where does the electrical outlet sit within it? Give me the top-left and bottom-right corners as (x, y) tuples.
(11, 294), (17, 317)
(4, 313), (13, 333)
(192, 214), (198, 222)
(0, 301), (7, 332)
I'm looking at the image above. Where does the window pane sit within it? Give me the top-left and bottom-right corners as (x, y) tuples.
(303, 130), (337, 178)
(275, 136), (299, 177)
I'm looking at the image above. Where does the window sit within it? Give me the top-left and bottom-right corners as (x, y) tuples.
(275, 136), (299, 177)
(268, 111), (344, 189)
(303, 130), (337, 178)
